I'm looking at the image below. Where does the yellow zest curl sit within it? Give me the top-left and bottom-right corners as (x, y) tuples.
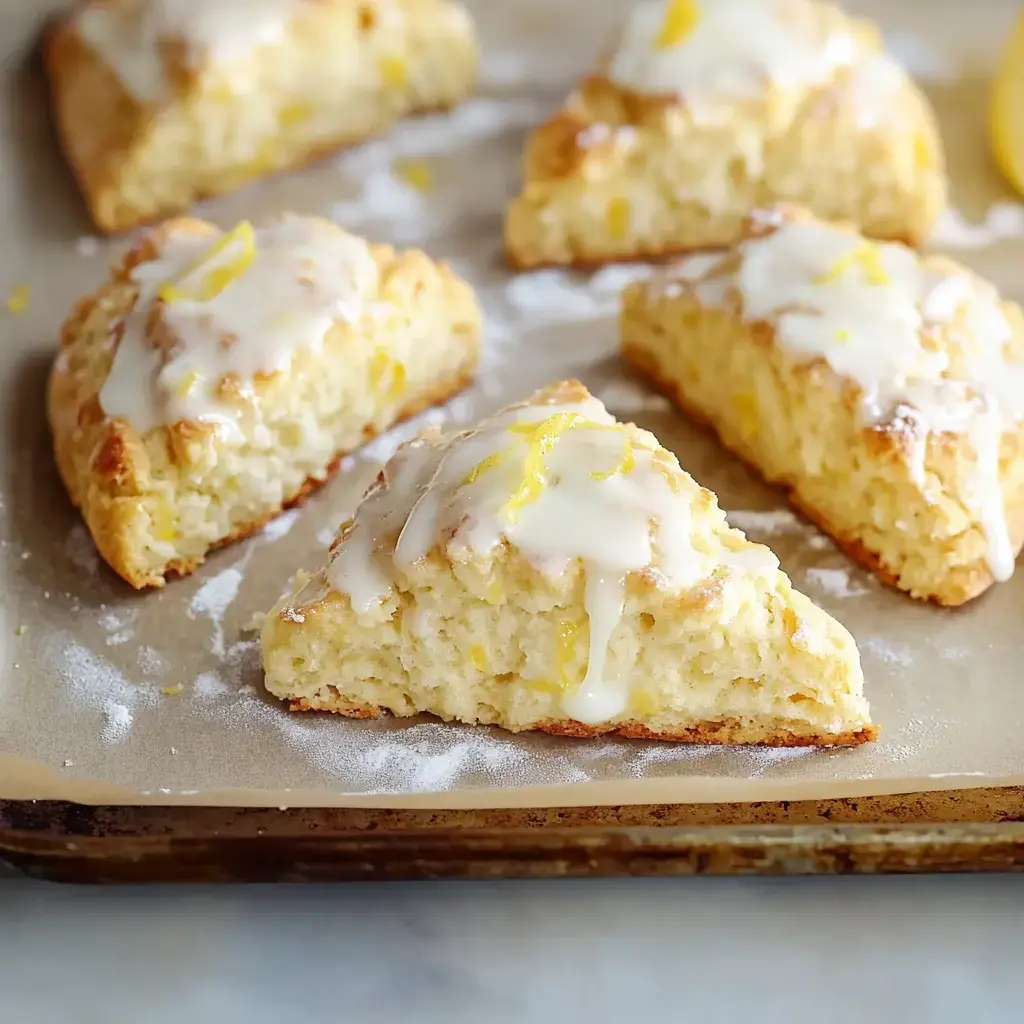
(590, 439), (637, 481)
(159, 221), (257, 304)
(465, 450), (506, 485)
(654, 0), (701, 49)
(813, 241), (890, 287)
(504, 413), (585, 521)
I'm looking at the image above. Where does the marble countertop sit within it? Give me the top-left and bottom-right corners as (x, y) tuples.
(2, 873), (1022, 1023)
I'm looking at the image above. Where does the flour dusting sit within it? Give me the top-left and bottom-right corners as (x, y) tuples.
(101, 701), (133, 744)
(726, 509), (809, 535)
(929, 202), (1024, 249)
(862, 636), (916, 668)
(261, 508), (301, 543)
(804, 567), (871, 599)
(64, 524), (100, 575)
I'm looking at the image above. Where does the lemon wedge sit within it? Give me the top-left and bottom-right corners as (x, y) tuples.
(159, 221), (257, 304)
(991, 8), (1024, 196)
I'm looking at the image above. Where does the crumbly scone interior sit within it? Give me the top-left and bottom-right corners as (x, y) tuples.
(262, 381), (874, 745)
(505, 0), (945, 265)
(621, 207), (1024, 603)
(49, 213), (480, 587)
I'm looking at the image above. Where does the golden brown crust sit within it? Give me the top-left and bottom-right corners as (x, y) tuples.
(621, 343), (1001, 608)
(286, 696), (877, 747)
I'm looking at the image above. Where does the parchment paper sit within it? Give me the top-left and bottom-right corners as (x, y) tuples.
(2, 0), (1024, 808)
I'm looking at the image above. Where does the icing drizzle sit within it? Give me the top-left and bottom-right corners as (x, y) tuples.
(675, 216), (1023, 581)
(100, 215), (379, 438)
(608, 0), (863, 107)
(76, 0), (304, 101)
(324, 385), (779, 726)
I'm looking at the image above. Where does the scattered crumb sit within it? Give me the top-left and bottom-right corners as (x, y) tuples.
(161, 684), (183, 696)
(170, 747), (178, 755)
(4, 282), (29, 314)
(62, 759), (74, 768)
(15, 625), (27, 635)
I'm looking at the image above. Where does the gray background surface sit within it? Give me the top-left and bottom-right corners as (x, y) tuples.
(3, 871), (1022, 1023)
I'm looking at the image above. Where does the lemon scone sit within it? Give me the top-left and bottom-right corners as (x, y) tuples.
(504, 0), (945, 269)
(48, 213), (481, 588)
(261, 381), (875, 746)
(621, 207), (1024, 605)
(44, 0), (478, 232)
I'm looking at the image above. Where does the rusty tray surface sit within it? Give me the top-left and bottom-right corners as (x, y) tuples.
(5, 788), (1024, 882)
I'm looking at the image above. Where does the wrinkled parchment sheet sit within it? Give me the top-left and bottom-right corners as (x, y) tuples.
(2, 0), (1023, 808)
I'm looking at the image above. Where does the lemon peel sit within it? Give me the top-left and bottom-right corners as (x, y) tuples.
(465, 450), (506, 485)
(504, 413), (585, 521)
(654, 0), (701, 49)
(4, 283), (29, 314)
(813, 241), (889, 286)
(590, 438), (637, 481)
(159, 221), (256, 304)
(395, 160), (433, 193)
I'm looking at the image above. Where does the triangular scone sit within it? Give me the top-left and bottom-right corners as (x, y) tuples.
(49, 214), (481, 588)
(505, 0), (945, 269)
(621, 206), (1024, 605)
(45, 0), (478, 232)
(262, 381), (875, 746)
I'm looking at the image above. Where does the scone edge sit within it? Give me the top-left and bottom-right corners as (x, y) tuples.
(619, 339), (1011, 608)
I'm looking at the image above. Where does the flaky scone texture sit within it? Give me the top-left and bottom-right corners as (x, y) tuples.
(621, 215), (1024, 606)
(45, 0), (478, 232)
(48, 218), (481, 589)
(262, 382), (874, 746)
(505, 10), (945, 268)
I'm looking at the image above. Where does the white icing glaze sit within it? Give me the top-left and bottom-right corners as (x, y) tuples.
(100, 215), (378, 438)
(608, 0), (862, 109)
(717, 218), (1022, 581)
(77, 0), (303, 102)
(326, 390), (778, 726)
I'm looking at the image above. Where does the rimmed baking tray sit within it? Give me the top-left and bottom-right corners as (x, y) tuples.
(6, 1), (1024, 879)
(4, 789), (1024, 882)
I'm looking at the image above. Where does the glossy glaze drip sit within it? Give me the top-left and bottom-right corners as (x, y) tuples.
(731, 218), (1022, 580)
(327, 391), (778, 726)
(100, 215), (378, 438)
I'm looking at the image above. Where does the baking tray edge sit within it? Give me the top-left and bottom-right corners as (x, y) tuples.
(5, 787), (1024, 882)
